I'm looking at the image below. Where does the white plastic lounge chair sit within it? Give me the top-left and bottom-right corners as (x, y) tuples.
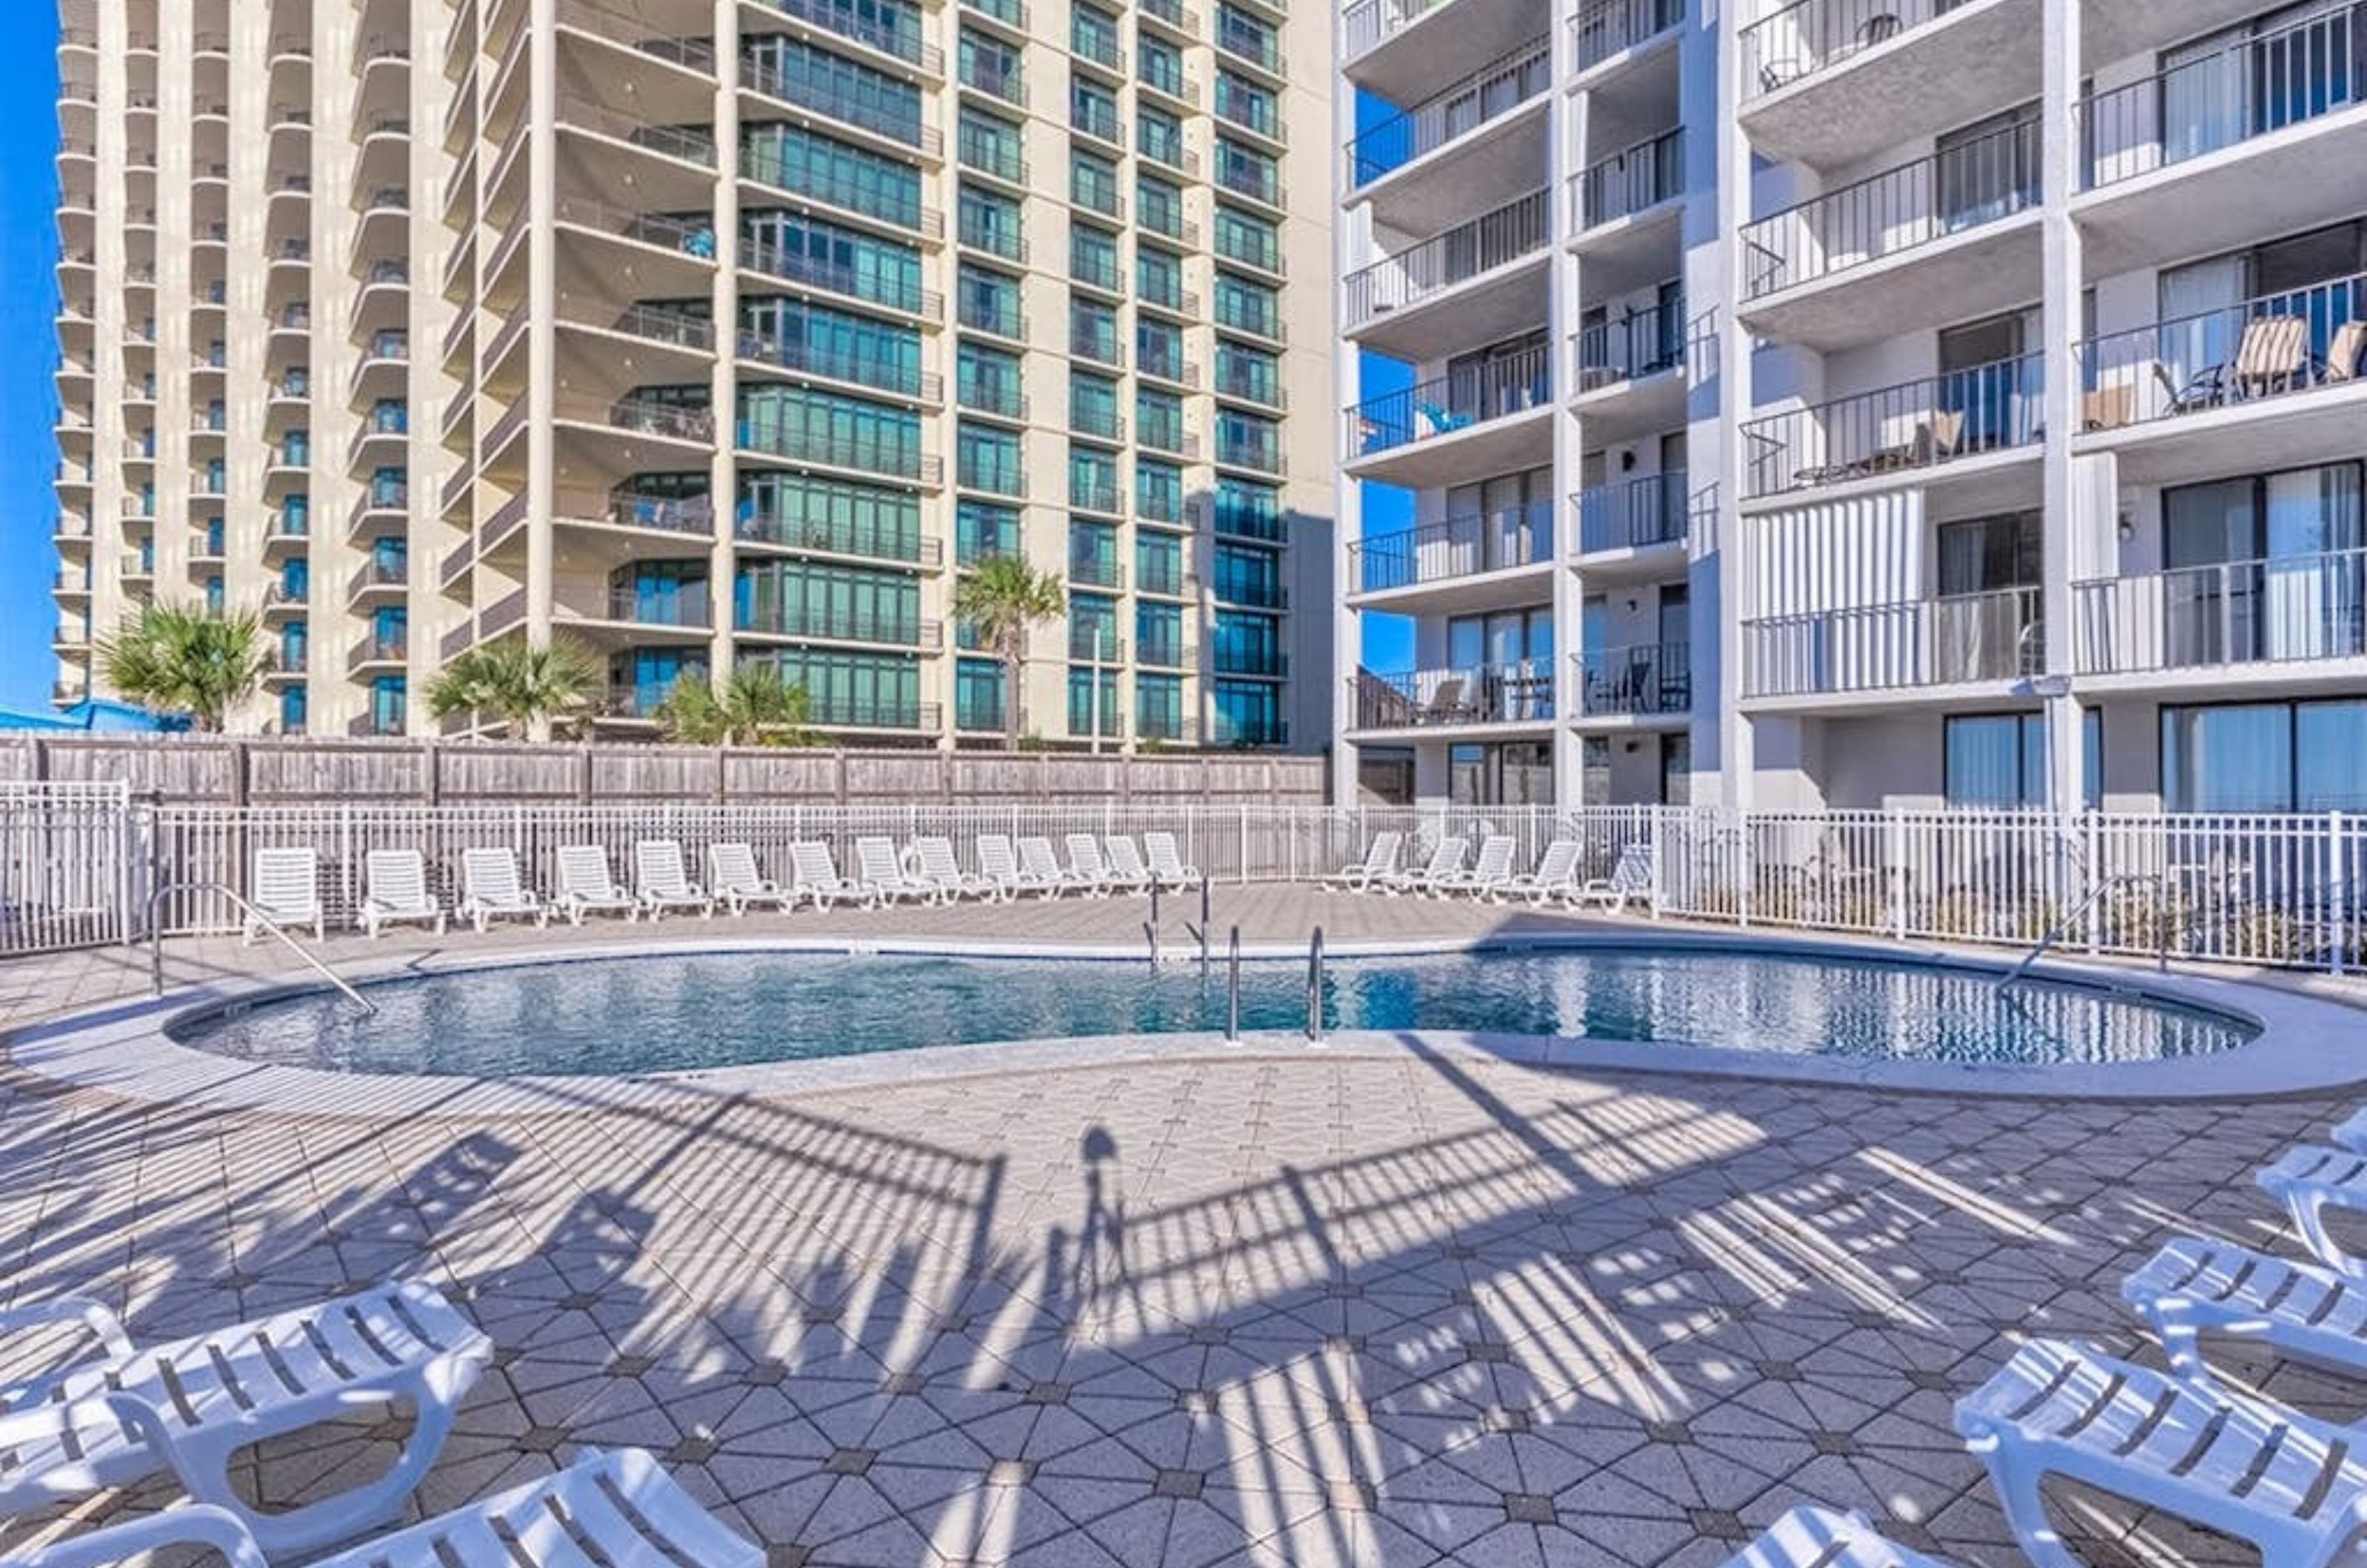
(8, 1447), (762, 1568)
(1436, 834), (1517, 900)
(2124, 1234), (2367, 1385)
(1018, 836), (1072, 899)
(1573, 842), (1655, 913)
(973, 834), (1027, 902)
(914, 837), (993, 902)
(1505, 839), (1582, 908)
(2257, 1144), (2367, 1277)
(357, 848), (444, 937)
(1717, 1507), (1965, 1568)
(633, 839), (715, 919)
(1064, 833), (1121, 896)
(789, 840), (861, 910)
(1323, 832), (1402, 893)
(708, 842), (797, 914)
(0, 1279), (492, 1557)
(458, 847), (547, 932)
(2326, 1106), (2367, 1156)
(1143, 831), (1203, 891)
(1377, 837), (1465, 897)
(854, 835), (933, 908)
(245, 846), (324, 943)
(553, 844), (639, 926)
(1104, 835), (1156, 894)
(1956, 1336), (2367, 1568)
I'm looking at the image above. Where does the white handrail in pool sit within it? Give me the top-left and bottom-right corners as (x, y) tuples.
(147, 880), (377, 1016)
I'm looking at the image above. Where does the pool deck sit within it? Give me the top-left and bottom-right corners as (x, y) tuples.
(5, 889), (2367, 1567)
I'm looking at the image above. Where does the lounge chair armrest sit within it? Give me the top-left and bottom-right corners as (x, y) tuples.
(3, 1503), (269, 1568)
(0, 1295), (132, 1359)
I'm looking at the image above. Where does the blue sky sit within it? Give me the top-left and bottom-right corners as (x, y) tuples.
(0, 11), (62, 713)
(0, 32), (1418, 708)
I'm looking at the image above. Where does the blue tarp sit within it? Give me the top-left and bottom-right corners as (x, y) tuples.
(0, 700), (187, 733)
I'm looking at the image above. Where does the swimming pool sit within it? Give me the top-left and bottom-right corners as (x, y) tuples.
(166, 945), (2255, 1077)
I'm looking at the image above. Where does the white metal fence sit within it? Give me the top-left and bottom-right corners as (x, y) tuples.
(7, 786), (2367, 973)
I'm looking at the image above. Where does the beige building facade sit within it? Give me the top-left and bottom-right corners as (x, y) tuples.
(52, 0), (1334, 748)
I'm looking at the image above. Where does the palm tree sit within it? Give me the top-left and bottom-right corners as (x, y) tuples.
(656, 665), (822, 748)
(424, 635), (603, 741)
(951, 556), (1065, 748)
(95, 601), (270, 731)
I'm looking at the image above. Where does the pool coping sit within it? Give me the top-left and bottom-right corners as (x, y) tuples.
(10, 928), (2365, 1117)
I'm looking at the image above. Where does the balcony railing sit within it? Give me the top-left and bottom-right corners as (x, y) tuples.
(2075, 271), (2367, 430)
(553, 197), (717, 260)
(1345, 343), (1551, 460)
(1577, 471), (1689, 555)
(1741, 0), (1959, 96)
(609, 303), (717, 352)
(1067, 626), (1126, 662)
(601, 397), (716, 442)
(1136, 558), (1192, 598)
(738, 420), (942, 484)
(1578, 298), (1686, 390)
(1351, 501), (1553, 593)
(2073, 548), (2367, 676)
(1212, 431), (1285, 476)
(741, 141), (942, 237)
(1348, 38), (1550, 186)
(1579, 642), (1691, 716)
(740, 604), (939, 647)
(1743, 587), (2043, 697)
(1342, 0), (1448, 60)
(562, 101), (717, 167)
(597, 588), (713, 629)
(1575, 0), (1685, 70)
(346, 635), (409, 673)
(738, 509), (941, 567)
(2079, 4), (2360, 191)
(1742, 353), (2042, 499)
(744, 236), (938, 317)
(740, 328), (941, 401)
(803, 697), (942, 731)
(743, 58), (939, 155)
(1351, 664), (1556, 729)
(348, 557), (409, 598)
(768, 0), (942, 72)
(1578, 129), (1684, 229)
(1740, 117), (2038, 299)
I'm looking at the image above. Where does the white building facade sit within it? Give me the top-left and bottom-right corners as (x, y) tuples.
(1337, 0), (2367, 820)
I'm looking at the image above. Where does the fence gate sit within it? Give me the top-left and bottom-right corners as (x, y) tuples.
(0, 781), (132, 955)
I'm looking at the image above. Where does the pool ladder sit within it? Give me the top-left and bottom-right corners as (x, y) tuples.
(1306, 926), (1326, 1044)
(1996, 873), (2168, 989)
(1211, 923), (1323, 1044)
(146, 880), (378, 1016)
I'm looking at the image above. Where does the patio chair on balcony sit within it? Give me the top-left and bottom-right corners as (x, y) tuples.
(10, 1447), (762, 1568)
(1417, 402), (1474, 437)
(2232, 314), (2312, 399)
(2323, 320), (2367, 384)
(1756, 13), (1900, 92)
(1860, 410), (1965, 476)
(1420, 677), (1477, 725)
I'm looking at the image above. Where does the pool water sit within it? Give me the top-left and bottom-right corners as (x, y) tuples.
(169, 947), (2255, 1076)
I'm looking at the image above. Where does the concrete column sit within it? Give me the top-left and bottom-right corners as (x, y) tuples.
(1712, 0), (1756, 809)
(1328, 4), (1363, 805)
(524, 0), (558, 643)
(2039, 0), (2085, 817)
(709, 0), (741, 695)
(1550, 0), (1587, 805)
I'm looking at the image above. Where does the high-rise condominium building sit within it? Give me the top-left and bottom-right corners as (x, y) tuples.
(51, 0), (1333, 748)
(1338, 0), (2367, 818)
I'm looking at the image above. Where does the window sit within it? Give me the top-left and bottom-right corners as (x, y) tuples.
(742, 209), (925, 314)
(737, 383), (922, 479)
(1070, 79), (1121, 145)
(957, 185), (1024, 260)
(1212, 204), (1279, 272)
(1071, 151), (1121, 218)
(1212, 271), (1277, 337)
(1138, 105), (1186, 167)
(956, 501), (1020, 564)
(1137, 674), (1185, 740)
(741, 123), (924, 232)
(1138, 175), (1186, 240)
(1069, 447), (1120, 512)
(1067, 667), (1119, 736)
(957, 423), (1024, 495)
(1070, 298), (1120, 364)
(1137, 317), (1187, 382)
(741, 296), (923, 398)
(1215, 341), (1278, 405)
(956, 109), (1024, 182)
(1137, 244), (1186, 310)
(744, 35), (925, 146)
(957, 341), (1024, 418)
(1138, 36), (1184, 98)
(1946, 709), (2106, 808)
(1136, 386), (1186, 453)
(1214, 476), (1284, 540)
(957, 264), (1023, 337)
(1934, 102), (2038, 230)
(1213, 139), (1277, 204)
(1071, 3), (1121, 67)
(1069, 586), (1120, 652)
(1137, 460), (1184, 524)
(1137, 537), (1186, 598)
(2164, 699), (2367, 811)
(736, 561), (919, 643)
(1448, 743), (1553, 807)
(2161, 462), (2366, 666)
(1070, 372), (1122, 440)
(1212, 680), (1283, 746)
(738, 473), (920, 561)
(956, 658), (1005, 732)
(957, 29), (1023, 100)
(1214, 72), (1277, 138)
(748, 649), (921, 729)
(1070, 223), (1121, 291)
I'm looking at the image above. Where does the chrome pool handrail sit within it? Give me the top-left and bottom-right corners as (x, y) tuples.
(147, 880), (377, 1015)
(1997, 872), (2167, 988)
(1226, 924), (1242, 1042)
(1305, 925), (1326, 1043)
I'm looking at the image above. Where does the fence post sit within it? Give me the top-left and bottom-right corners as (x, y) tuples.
(1887, 811), (1907, 941)
(1647, 805), (1664, 920)
(2331, 810), (2348, 977)
(340, 806), (355, 921)
(1737, 808), (1752, 928)
(1237, 803), (1248, 886)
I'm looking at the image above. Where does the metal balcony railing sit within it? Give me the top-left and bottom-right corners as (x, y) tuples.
(1576, 471), (1689, 555)
(1578, 641), (1691, 715)
(1578, 128), (1684, 229)
(598, 588), (713, 629)
(1069, 555), (1125, 589)
(2079, 4), (2359, 190)
(740, 604), (939, 647)
(599, 397), (716, 442)
(769, 0), (941, 72)
(1351, 501), (1554, 593)
(1741, 0), (1961, 95)
(1345, 342), (1550, 459)
(744, 58), (940, 155)
(738, 421), (942, 484)
(1740, 352), (2042, 499)
(1574, 0), (1685, 71)
(2073, 270), (2367, 430)
(740, 328), (941, 401)
(1578, 299), (1689, 391)
(2073, 548), (2367, 676)
(1741, 117), (2038, 298)
(1745, 587), (2043, 697)
(346, 635), (409, 673)
(1350, 39), (1550, 186)
(1067, 627), (1126, 662)
(1344, 190), (1548, 328)
(1351, 664), (1555, 729)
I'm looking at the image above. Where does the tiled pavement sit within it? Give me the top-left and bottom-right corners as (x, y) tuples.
(2, 893), (2364, 1567)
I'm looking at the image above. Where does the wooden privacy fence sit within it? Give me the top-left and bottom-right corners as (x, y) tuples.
(0, 734), (1328, 806)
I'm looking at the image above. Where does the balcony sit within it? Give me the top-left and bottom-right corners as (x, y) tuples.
(740, 141), (942, 239)
(744, 59), (940, 157)
(1349, 501), (1554, 604)
(1343, 190), (1548, 358)
(739, 604), (940, 649)
(1573, 0), (1685, 72)
(1348, 664), (1556, 731)
(1344, 344), (1552, 488)
(1743, 587), (2043, 701)
(769, 0), (942, 75)
(2076, 7), (2367, 276)
(1576, 471), (1690, 561)
(1350, 40), (1551, 214)
(740, 328), (939, 402)
(737, 508), (941, 569)
(1343, 0), (1541, 107)
(1739, 0), (2042, 170)
(1067, 626), (1125, 663)
(1211, 430), (1286, 478)
(570, 587), (715, 633)
(347, 634), (409, 675)
(1738, 118), (2042, 350)
(349, 712), (407, 738)
(2073, 271), (2367, 483)
(1574, 129), (1684, 236)
(348, 557), (409, 602)
(803, 697), (942, 734)
(1577, 641), (1690, 720)
(738, 420), (942, 486)
(2073, 549), (2367, 681)
(1741, 354), (2042, 503)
